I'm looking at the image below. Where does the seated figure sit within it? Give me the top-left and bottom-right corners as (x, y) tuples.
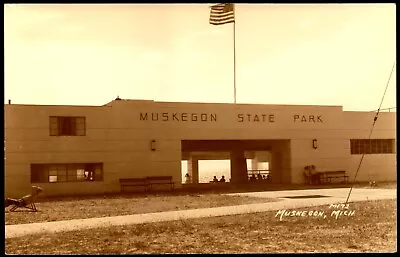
(212, 176), (218, 182)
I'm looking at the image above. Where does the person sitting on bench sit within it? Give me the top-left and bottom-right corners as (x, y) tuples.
(5, 186), (43, 212)
(212, 176), (218, 182)
(219, 176), (226, 182)
(309, 166), (321, 184)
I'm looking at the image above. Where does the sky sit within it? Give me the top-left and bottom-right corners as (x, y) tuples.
(4, 4), (396, 111)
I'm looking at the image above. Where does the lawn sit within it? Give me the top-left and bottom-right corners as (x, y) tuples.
(5, 199), (396, 254)
(5, 193), (278, 225)
(353, 181), (397, 189)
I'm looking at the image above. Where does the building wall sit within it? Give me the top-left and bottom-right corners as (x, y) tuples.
(290, 139), (351, 184)
(343, 112), (396, 182)
(5, 105), (112, 197)
(4, 100), (396, 197)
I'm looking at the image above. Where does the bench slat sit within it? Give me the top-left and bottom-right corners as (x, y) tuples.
(119, 176), (175, 192)
(316, 170), (348, 184)
(119, 178), (149, 192)
(119, 178), (147, 183)
(146, 176), (173, 181)
(146, 176), (174, 191)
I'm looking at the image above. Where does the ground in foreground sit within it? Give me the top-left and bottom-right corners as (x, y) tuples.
(6, 199), (396, 254)
(5, 193), (277, 225)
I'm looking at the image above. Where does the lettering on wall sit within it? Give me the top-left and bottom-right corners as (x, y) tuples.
(140, 113), (217, 122)
(293, 114), (323, 123)
(237, 114), (275, 123)
(139, 112), (324, 123)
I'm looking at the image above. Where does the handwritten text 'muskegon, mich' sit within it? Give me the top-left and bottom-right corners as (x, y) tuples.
(139, 113), (323, 123)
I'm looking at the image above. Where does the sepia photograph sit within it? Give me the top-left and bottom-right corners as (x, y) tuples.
(4, 3), (396, 254)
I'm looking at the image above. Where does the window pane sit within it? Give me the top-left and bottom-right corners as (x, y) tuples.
(76, 128), (85, 136)
(67, 175), (77, 182)
(76, 117), (86, 136)
(58, 175), (67, 182)
(356, 140), (360, 154)
(358, 140), (364, 154)
(49, 117), (59, 136)
(70, 117), (77, 135)
(350, 140), (354, 154)
(354, 140), (359, 153)
(371, 139), (377, 154)
(77, 169), (85, 181)
(364, 140), (370, 154)
(58, 165), (67, 176)
(49, 175), (57, 182)
(388, 139), (394, 153)
(76, 117), (85, 125)
(59, 117), (73, 135)
(65, 117), (73, 135)
(49, 165), (58, 176)
(67, 164), (78, 181)
(58, 117), (65, 135)
(352, 140), (357, 154)
(94, 166), (103, 181)
(393, 140), (396, 153)
(382, 140), (388, 153)
(377, 140), (383, 154)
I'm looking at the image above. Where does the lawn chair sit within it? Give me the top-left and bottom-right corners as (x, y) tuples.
(5, 186), (43, 212)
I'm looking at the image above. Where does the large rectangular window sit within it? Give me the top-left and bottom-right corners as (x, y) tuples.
(50, 116), (86, 136)
(31, 163), (103, 183)
(350, 139), (396, 155)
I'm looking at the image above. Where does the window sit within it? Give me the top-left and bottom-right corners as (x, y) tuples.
(350, 139), (395, 155)
(50, 116), (86, 136)
(77, 169), (85, 180)
(31, 163), (103, 183)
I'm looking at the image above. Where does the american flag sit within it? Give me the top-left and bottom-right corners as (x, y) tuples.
(209, 3), (234, 25)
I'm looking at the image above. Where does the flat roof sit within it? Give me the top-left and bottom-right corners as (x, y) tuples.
(4, 98), (396, 112)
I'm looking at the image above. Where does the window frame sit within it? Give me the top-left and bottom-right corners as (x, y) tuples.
(350, 139), (396, 155)
(49, 116), (86, 136)
(30, 163), (103, 183)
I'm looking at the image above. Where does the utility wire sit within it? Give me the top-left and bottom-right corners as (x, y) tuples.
(345, 62), (396, 204)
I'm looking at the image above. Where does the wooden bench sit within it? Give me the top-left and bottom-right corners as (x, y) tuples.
(119, 178), (149, 192)
(319, 171), (349, 184)
(146, 176), (174, 191)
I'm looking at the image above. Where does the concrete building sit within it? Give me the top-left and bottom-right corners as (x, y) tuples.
(4, 99), (396, 197)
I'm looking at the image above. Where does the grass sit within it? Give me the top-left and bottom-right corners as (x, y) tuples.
(5, 199), (396, 254)
(352, 181), (397, 189)
(5, 193), (278, 225)
(5, 181), (396, 225)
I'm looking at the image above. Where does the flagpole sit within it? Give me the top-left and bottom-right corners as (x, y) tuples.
(233, 5), (236, 104)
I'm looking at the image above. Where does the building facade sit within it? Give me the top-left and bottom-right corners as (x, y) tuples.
(4, 99), (396, 197)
